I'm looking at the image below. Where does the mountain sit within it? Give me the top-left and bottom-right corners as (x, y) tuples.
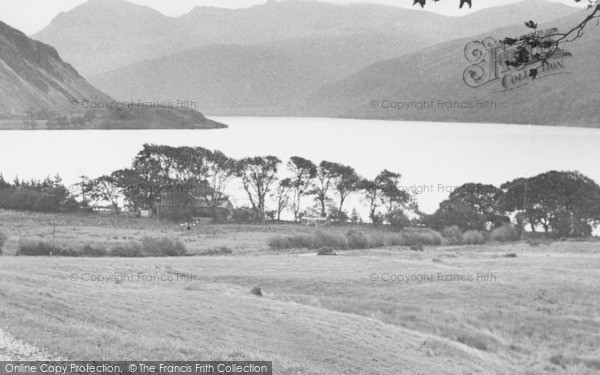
(0, 20), (225, 129)
(307, 8), (600, 127)
(89, 34), (425, 115)
(0, 20), (110, 114)
(35, 0), (580, 78)
(87, 0), (581, 116)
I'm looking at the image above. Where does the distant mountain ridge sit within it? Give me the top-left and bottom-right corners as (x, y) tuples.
(34, 0), (580, 77)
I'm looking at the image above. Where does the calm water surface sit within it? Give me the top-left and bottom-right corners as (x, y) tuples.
(1, 117), (599, 213)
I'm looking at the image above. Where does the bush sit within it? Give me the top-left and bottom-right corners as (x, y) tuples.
(251, 287), (262, 296)
(268, 228), (442, 250)
(17, 240), (65, 256)
(441, 226), (463, 245)
(81, 244), (108, 257)
(140, 236), (187, 256)
(16, 237), (187, 258)
(346, 230), (370, 249)
(317, 247), (337, 256)
(315, 231), (348, 249)
(491, 224), (520, 242)
(401, 228), (442, 246)
(462, 230), (486, 245)
(110, 242), (144, 257)
(268, 231), (347, 250)
(387, 210), (411, 230)
(0, 231), (7, 255)
(198, 246), (233, 256)
(231, 207), (262, 223)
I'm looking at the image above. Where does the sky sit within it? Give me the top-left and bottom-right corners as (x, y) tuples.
(0, 0), (587, 35)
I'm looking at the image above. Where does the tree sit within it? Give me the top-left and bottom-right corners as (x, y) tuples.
(376, 170), (412, 220)
(310, 161), (337, 217)
(501, 171), (600, 237)
(271, 178), (292, 221)
(360, 178), (383, 224)
(84, 174), (123, 214)
(332, 164), (361, 214)
(424, 199), (487, 232)
(236, 156), (281, 220)
(447, 183), (508, 227)
(200, 149), (236, 219)
(287, 156), (317, 221)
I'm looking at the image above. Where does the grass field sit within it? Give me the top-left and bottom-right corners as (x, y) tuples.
(1, 209), (599, 374)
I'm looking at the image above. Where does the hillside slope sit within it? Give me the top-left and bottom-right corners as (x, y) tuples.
(307, 8), (600, 127)
(0, 21), (110, 114)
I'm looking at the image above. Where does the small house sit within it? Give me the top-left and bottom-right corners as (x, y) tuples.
(195, 197), (234, 219)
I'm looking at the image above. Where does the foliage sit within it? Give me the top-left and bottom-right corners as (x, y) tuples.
(268, 227), (441, 250)
(288, 156), (317, 221)
(346, 230), (370, 249)
(501, 171), (600, 237)
(0, 231), (7, 255)
(426, 200), (487, 232)
(231, 206), (263, 223)
(0, 175), (78, 213)
(490, 224), (520, 243)
(462, 230), (486, 245)
(441, 225), (463, 245)
(16, 237), (187, 257)
(140, 236), (187, 257)
(387, 209), (411, 230)
(236, 156), (281, 219)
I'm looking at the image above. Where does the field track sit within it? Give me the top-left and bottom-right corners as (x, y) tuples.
(0, 328), (64, 361)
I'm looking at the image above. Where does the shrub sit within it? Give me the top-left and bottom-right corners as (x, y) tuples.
(0, 231), (7, 255)
(491, 224), (520, 242)
(317, 247), (337, 256)
(346, 230), (369, 249)
(402, 228), (442, 246)
(387, 210), (411, 230)
(441, 226), (463, 245)
(315, 231), (348, 249)
(268, 232), (347, 250)
(199, 246), (233, 256)
(368, 233), (386, 248)
(231, 207), (262, 223)
(462, 230), (486, 245)
(386, 234), (406, 246)
(140, 236), (187, 256)
(410, 244), (424, 251)
(17, 240), (64, 256)
(109, 242), (145, 257)
(81, 244), (108, 257)
(251, 287), (262, 296)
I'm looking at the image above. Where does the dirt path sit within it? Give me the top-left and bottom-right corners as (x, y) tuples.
(0, 328), (64, 361)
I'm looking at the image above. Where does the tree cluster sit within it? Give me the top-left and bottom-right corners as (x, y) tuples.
(425, 171), (600, 237)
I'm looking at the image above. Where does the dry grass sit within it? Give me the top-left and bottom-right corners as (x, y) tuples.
(1, 209), (599, 374)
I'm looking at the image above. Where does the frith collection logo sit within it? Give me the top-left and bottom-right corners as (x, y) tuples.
(463, 28), (572, 90)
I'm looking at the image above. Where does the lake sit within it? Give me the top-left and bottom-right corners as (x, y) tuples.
(1, 117), (599, 215)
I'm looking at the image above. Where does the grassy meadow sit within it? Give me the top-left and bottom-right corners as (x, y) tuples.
(1, 209), (600, 374)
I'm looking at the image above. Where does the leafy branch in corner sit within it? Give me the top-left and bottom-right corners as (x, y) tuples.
(413, 0), (600, 76)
